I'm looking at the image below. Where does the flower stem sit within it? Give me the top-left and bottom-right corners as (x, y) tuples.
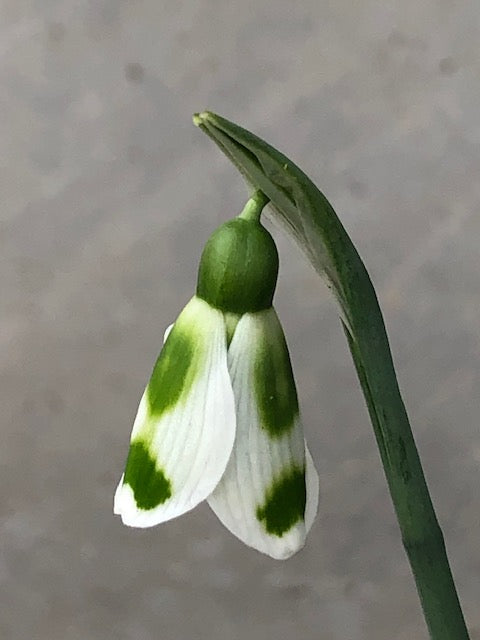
(194, 111), (470, 640)
(238, 190), (270, 222)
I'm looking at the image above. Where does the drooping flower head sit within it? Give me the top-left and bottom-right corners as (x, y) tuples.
(114, 192), (318, 559)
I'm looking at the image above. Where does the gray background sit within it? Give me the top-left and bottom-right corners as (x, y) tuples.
(1, 1), (479, 639)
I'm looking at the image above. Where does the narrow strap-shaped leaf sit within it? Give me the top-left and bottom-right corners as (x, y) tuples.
(193, 111), (469, 640)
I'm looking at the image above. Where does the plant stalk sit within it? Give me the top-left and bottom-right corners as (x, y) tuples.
(193, 110), (470, 639)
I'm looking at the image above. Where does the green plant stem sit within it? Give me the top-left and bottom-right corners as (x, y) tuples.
(238, 190), (270, 222)
(193, 111), (470, 640)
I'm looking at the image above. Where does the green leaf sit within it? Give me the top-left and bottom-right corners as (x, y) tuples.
(193, 111), (470, 640)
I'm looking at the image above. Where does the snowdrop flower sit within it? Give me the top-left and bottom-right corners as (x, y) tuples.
(114, 193), (319, 559)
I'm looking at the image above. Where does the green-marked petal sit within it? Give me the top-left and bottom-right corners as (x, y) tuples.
(114, 296), (236, 527)
(207, 307), (319, 559)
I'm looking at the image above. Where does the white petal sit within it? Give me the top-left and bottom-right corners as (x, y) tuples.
(208, 307), (319, 559)
(305, 445), (319, 533)
(114, 296), (236, 527)
(163, 323), (174, 343)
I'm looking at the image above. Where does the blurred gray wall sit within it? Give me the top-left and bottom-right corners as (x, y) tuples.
(1, 1), (479, 639)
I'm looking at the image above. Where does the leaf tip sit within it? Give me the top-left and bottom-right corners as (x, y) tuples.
(193, 111), (213, 127)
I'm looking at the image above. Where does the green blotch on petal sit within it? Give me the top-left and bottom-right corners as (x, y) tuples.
(254, 309), (299, 437)
(124, 441), (172, 509)
(256, 466), (306, 536)
(146, 327), (197, 418)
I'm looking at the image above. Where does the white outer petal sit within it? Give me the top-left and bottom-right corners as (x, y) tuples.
(163, 323), (174, 343)
(114, 296), (236, 527)
(305, 445), (319, 534)
(207, 308), (319, 559)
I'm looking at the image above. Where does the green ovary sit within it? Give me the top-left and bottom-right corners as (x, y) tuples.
(196, 217), (279, 314)
(124, 441), (172, 510)
(256, 466), (306, 536)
